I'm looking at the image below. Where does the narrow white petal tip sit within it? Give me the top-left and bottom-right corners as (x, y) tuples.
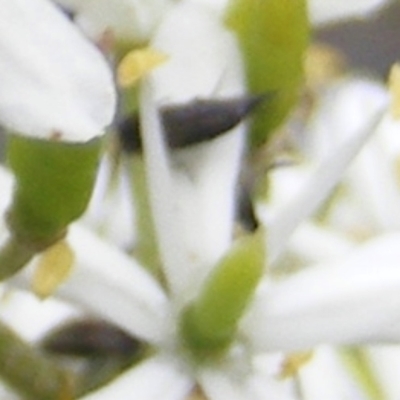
(0, 0), (116, 142)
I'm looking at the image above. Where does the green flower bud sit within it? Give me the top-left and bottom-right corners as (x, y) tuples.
(180, 231), (265, 359)
(7, 135), (101, 246)
(225, 0), (309, 147)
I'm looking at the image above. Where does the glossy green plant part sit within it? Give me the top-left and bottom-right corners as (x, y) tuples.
(7, 136), (102, 245)
(0, 321), (73, 400)
(180, 231), (265, 359)
(225, 0), (309, 148)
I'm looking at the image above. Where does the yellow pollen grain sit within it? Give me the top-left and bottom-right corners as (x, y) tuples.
(32, 240), (74, 299)
(117, 47), (168, 88)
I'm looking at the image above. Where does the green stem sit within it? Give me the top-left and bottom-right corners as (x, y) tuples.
(0, 236), (36, 280)
(0, 321), (74, 400)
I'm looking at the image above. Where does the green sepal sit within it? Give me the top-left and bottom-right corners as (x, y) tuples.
(180, 230), (265, 359)
(7, 136), (102, 245)
(225, 0), (309, 148)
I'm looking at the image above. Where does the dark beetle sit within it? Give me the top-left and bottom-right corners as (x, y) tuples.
(117, 94), (268, 152)
(41, 319), (144, 359)
(41, 319), (147, 396)
(117, 94), (269, 233)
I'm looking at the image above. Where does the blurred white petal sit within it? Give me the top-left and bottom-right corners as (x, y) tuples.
(243, 233), (400, 352)
(294, 79), (393, 238)
(0, 0), (115, 142)
(81, 355), (193, 400)
(53, 0), (173, 43)
(200, 361), (297, 400)
(299, 347), (367, 400)
(188, 0), (229, 16)
(266, 81), (387, 264)
(346, 131), (400, 231)
(279, 222), (356, 265)
(0, 167), (14, 244)
(12, 224), (170, 344)
(367, 346), (400, 400)
(141, 1), (246, 305)
(0, 288), (79, 342)
(304, 79), (389, 162)
(151, 1), (244, 102)
(309, 0), (391, 25)
(139, 79), (183, 301)
(83, 157), (136, 250)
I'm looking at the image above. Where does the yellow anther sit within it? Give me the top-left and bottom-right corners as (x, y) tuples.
(117, 47), (168, 88)
(388, 63), (400, 119)
(305, 44), (346, 90)
(279, 351), (313, 379)
(32, 240), (74, 299)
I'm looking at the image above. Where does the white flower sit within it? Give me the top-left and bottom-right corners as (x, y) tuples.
(6, 5), (396, 398)
(0, 0), (116, 142)
(2, 0), (400, 399)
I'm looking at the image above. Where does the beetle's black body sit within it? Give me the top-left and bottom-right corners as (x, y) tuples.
(117, 94), (267, 152)
(41, 319), (142, 359)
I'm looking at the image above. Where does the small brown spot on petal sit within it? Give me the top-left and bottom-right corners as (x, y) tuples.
(97, 28), (116, 55)
(50, 130), (63, 141)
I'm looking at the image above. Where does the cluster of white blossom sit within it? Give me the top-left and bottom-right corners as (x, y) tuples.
(0, 0), (399, 400)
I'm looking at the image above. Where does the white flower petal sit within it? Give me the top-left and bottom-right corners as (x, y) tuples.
(170, 132), (244, 305)
(0, 288), (79, 342)
(299, 346), (367, 400)
(243, 233), (400, 352)
(346, 131), (400, 231)
(276, 221), (356, 266)
(52, 0), (82, 9)
(200, 361), (297, 400)
(53, 0), (173, 43)
(0, 167), (14, 242)
(81, 355), (193, 400)
(367, 346), (400, 400)
(266, 95), (386, 264)
(309, 0), (390, 25)
(293, 79), (392, 238)
(139, 79), (185, 300)
(143, 0), (246, 304)
(12, 224), (170, 344)
(151, 1), (244, 102)
(187, 0), (229, 17)
(0, 0), (115, 142)
(304, 79), (389, 162)
(83, 157), (136, 250)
